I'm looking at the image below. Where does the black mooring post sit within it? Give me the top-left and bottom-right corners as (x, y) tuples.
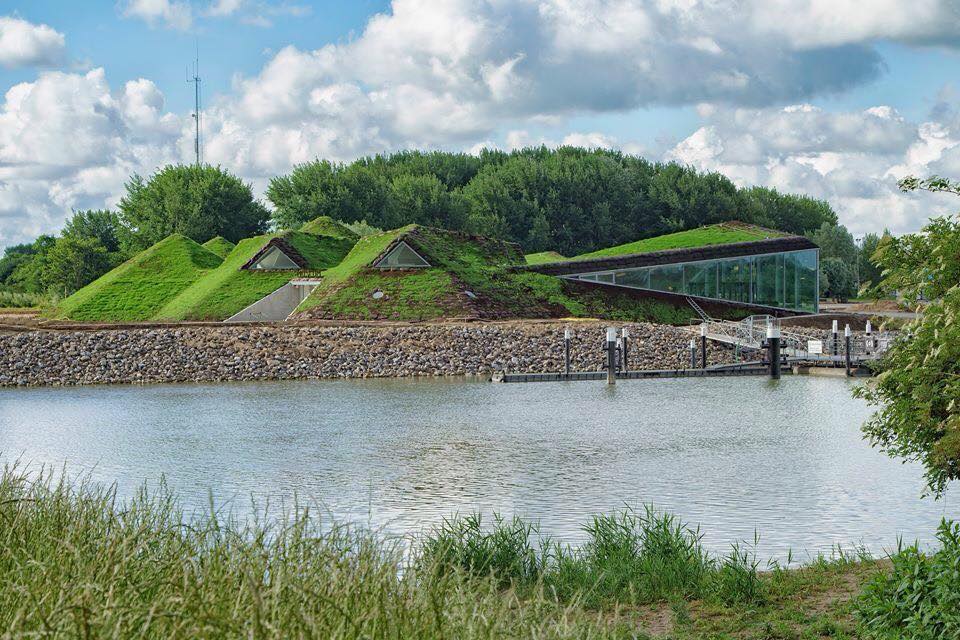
(564, 328), (571, 378)
(767, 323), (781, 380)
(844, 324), (852, 377)
(606, 327), (617, 385)
(621, 327), (630, 373)
(700, 323), (708, 369)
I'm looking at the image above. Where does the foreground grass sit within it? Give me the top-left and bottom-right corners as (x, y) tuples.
(1, 468), (895, 639)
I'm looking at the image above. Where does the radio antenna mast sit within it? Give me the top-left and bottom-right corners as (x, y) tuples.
(187, 47), (202, 166)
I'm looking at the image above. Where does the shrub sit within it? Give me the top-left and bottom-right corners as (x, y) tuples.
(857, 519), (960, 638)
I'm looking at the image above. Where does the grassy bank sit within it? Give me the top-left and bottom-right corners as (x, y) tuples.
(4, 467), (946, 639)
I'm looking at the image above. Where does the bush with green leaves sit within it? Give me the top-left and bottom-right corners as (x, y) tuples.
(856, 176), (960, 495)
(857, 519), (960, 638)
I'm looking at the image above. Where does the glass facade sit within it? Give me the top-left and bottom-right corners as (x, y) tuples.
(567, 248), (819, 312)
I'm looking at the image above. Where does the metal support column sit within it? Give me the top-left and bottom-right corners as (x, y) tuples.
(621, 327), (630, 373)
(767, 323), (781, 380)
(700, 323), (708, 368)
(844, 324), (852, 377)
(606, 327), (617, 385)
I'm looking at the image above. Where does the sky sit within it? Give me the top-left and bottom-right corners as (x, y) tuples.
(2, 0), (960, 249)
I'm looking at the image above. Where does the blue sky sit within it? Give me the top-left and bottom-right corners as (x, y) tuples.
(2, 0), (960, 248)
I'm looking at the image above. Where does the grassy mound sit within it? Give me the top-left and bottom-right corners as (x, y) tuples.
(296, 225), (715, 324)
(525, 251), (566, 265)
(55, 235), (223, 321)
(296, 225), (565, 321)
(299, 215), (359, 240)
(201, 236), (236, 259)
(575, 222), (787, 260)
(1, 466), (885, 639)
(157, 231), (354, 321)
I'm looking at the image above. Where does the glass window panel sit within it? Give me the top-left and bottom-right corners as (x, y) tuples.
(251, 246), (299, 270)
(375, 241), (430, 268)
(648, 264), (683, 293)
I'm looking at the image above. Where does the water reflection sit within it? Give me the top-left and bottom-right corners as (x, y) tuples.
(0, 376), (957, 560)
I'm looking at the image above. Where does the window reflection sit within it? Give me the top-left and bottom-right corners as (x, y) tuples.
(569, 249), (818, 312)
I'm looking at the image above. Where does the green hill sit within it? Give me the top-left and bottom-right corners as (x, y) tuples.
(293, 225), (707, 324)
(201, 236), (236, 259)
(524, 251), (566, 265)
(295, 225), (558, 321)
(55, 235), (223, 321)
(156, 231), (355, 321)
(574, 222), (787, 260)
(299, 216), (359, 240)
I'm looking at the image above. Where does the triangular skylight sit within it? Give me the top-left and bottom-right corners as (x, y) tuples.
(374, 241), (430, 268)
(249, 245), (300, 270)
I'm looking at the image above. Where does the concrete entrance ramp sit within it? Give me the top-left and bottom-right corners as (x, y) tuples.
(225, 279), (321, 322)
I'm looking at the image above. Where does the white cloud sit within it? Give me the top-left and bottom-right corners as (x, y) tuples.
(0, 16), (66, 69)
(666, 103), (960, 235)
(207, 0), (245, 17)
(8, 0), (960, 246)
(122, 0), (193, 30)
(205, 0), (309, 26)
(0, 69), (183, 246)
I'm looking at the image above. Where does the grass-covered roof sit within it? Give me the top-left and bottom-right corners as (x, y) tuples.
(573, 222), (789, 260)
(292, 225), (728, 324)
(525, 251), (567, 265)
(55, 235), (223, 321)
(298, 216), (359, 241)
(295, 225), (553, 321)
(201, 236), (236, 259)
(156, 230), (354, 321)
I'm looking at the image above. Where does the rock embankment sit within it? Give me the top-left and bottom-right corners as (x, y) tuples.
(0, 322), (739, 387)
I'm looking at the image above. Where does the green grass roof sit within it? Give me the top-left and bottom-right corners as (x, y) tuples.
(55, 235), (223, 321)
(156, 231), (354, 321)
(201, 236), (236, 259)
(296, 225), (541, 321)
(574, 222), (788, 260)
(298, 216), (359, 240)
(525, 251), (567, 265)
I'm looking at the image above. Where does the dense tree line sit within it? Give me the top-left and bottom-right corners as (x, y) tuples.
(267, 147), (838, 256)
(0, 147), (884, 301)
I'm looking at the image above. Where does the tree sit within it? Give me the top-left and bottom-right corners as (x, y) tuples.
(265, 147), (841, 255)
(0, 244), (37, 286)
(807, 221), (858, 263)
(266, 160), (349, 229)
(384, 174), (466, 230)
(62, 209), (123, 254)
(820, 257), (856, 301)
(855, 175), (960, 495)
(857, 232), (885, 291)
(41, 236), (116, 295)
(7, 235), (56, 293)
(118, 165), (269, 252)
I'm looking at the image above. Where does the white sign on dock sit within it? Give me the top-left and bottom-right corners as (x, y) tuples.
(808, 339), (823, 354)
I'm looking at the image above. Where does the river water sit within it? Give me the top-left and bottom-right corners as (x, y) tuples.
(1, 376), (956, 560)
